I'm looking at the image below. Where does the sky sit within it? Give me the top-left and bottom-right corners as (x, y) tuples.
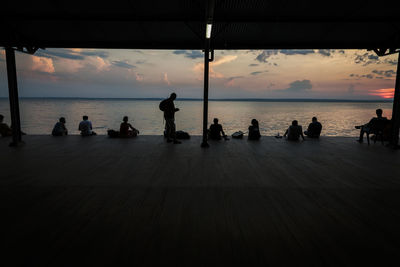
(0, 48), (398, 99)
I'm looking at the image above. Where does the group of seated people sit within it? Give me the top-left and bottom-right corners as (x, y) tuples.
(52, 115), (98, 136)
(52, 115), (139, 138)
(208, 117), (322, 141)
(1, 109), (392, 143)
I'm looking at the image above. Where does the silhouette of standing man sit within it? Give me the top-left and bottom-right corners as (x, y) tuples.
(160, 93), (181, 144)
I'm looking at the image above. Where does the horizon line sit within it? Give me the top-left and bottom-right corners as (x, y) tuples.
(0, 97), (393, 102)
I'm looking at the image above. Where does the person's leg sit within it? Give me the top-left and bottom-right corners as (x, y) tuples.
(166, 119), (173, 142)
(172, 120), (181, 144)
(358, 126), (366, 142)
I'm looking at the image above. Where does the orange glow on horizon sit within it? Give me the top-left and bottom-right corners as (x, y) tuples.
(368, 88), (395, 99)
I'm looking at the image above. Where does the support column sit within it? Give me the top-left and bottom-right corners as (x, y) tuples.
(5, 47), (23, 146)
(201, 40), (210, 148)
(390, 52), (400, 148)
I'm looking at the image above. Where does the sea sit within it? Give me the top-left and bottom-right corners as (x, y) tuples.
(0, 98), (393, 136)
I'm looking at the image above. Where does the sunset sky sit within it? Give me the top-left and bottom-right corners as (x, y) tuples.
(0, 48), (397, 99)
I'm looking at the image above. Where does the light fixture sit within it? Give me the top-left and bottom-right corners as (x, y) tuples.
(206, 23), (212, 39)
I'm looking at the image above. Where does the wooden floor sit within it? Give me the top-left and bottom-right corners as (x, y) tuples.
(1, 135), (400, 266)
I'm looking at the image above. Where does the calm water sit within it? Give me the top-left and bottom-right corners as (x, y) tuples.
(0, 99), (393, 136)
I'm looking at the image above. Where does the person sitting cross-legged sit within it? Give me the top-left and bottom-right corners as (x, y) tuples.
(79, 115), (97, 136)
(304, 117), (322, 138)
(208, 118), (229, 141)
(284, 120), (305, 141)
(356, 108), (388, 143)
(119, 116), (139, 137)
(52, 117), (68, 136)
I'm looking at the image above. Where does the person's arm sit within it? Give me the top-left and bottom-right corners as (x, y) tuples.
(300, 126), (305, 140)
(78, 122), (82, 131)
(89, 121), (93, 130)
(283, 128), (288, 137)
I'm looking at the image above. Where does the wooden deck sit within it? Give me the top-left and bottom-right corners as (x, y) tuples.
(1, 135), (400, 266)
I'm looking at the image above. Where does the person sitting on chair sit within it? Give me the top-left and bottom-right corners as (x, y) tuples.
(248, 119), (261, 140)
(119, 116), (139, 137)
(356, 109), (388, 143)
(208, 118), (229, 140)
(0, 114), (12, 137)
(304, 117), (322, 138)
(284, 120), (305, 141)
(52, 117), (68, 136)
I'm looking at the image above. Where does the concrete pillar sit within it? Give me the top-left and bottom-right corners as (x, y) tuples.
(5, 47), (23, 146)
(390, 52), (400, 147)
(201, 40), (210, 148)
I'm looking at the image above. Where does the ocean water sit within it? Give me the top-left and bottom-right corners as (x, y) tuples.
(0, 98), (393, 136)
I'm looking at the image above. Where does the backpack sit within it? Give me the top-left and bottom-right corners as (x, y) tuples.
(176, 130), (190, 139)
(159, 99), (168, 111)
(232, 131), (244, 139)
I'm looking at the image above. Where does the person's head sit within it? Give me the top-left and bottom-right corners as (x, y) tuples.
(123, 116), (128, 122)
(0, 114), (4, 123)
(251, 119), (258, 126)
(292, 120), (298, 126)
(59, 117), (66, 124)
(83, 115), (88, 121)
(170, 93), (177, 100)
(376, 109), (383, 117)
(213, 118), (219, 124)
(312, 117), (317, 122)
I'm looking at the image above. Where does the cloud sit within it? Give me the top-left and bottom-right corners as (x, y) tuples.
(111, 60), (136, 69)
(31, 56), (55, 73)
(163, 72), (171, 85)
(368, 88), (394, 99)
(250, 71), (267, 76)
(354, 52), (380, 66)
(383, 58), (398, 66)
(135, 73), (144, 81)
(136, 60), (146, 64)
(80, 50), (109, 59)
(275, 80), (312, 93)
(255, 50), (278, 62)
(36, 49), (85, 60)
(372, 70), (396, 77)
(249, 63), (259, 67)
(88, 56), (110, 72)
(173, 50), (203, 59)
(318, 49), (333, 57)
(279, 50), (315, 56)
(193, 55), (238, 78)
(225, 76), (244, 87)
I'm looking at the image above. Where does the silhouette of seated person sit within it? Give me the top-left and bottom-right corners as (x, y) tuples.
(356, 108), (388, 143)
(52, 117), (68, 136)
(208, 118), (229, 140)
(284, 120), (305, 141)
(119, 116), (139, 137)
(304, 117), (322, 138)
(79, 115), (97, 136)
(248, 119), (261, 140)
(0, 114), (12, 137)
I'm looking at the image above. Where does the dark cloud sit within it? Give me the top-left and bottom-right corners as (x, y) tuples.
(284, 80), (312, 92)
(249, 63), (259, 67)
(279, 49), (315, 55)
(383, 58), (398, 66)
(111, 60), (136, 69)
(255, 50), (278, 62)
(36, 49), (85, 60)
(318, 49), (333, 56)
(250, 71), (263, 75)
(250, 71), (267, 76)
(80, 50), (109, 58)
(361, 74), (373, 79)
(273, 80), (312, 94)
(372, 70), (396, 77)
(173, 50), (203, 59)
(354, 52), (379, 66)
(136, 60), (146, 64)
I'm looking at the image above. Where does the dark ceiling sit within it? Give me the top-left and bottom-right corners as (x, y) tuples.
(1, 0), (400, 49)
